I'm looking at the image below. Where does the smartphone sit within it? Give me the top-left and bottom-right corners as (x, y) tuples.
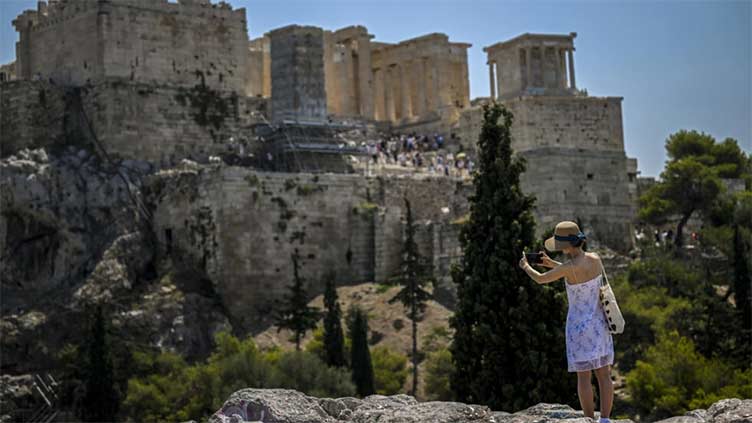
(525, 252), (543, 264)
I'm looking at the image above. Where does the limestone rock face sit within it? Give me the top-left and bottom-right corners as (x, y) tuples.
(209, 389), (752, 423)
(0, 148), (231, 373)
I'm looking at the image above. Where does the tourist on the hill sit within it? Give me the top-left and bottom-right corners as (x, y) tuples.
(518, 221), (615, 423)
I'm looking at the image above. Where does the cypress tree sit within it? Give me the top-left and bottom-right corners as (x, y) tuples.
(323, 271), (346, 367)
(389, 195), (433, 396)
(448, 102), (574, 411)
(275, 248), (323, 351)
(733, 223), (752, 367)
(81, 305), (119, 422)
(348, 306), (375, 397)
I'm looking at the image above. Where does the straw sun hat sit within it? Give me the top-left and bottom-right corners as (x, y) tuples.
(544, 221), (587, 252)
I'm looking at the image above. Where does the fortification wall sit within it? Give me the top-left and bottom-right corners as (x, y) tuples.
(0, 81), (66, 157)
(82, 80), (267, 164)
(0, 79), (267, 163)
(518, 148), (635, 250)
(457, 96), (625, 154)
(14, 0), (248, 92)
(148, 167), (472, 333)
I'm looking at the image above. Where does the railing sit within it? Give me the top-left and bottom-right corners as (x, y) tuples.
(14, 373), (60, 423)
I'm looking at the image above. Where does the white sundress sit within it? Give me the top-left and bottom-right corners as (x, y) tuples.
(565, 273), (614, 372)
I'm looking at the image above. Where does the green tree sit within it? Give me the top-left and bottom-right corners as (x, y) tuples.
(322, 272), (346, 367)
(371, 346), (408, 395)
(424, 347), (455, 401)
(122, 331), (354, 422)
(389, 196), (434, 396)
(81, 305), (119, 422)
(639, 130), (749, 250)
(275, 249), (323, 350)
(448, 102), (573, 411)
(626, 330), (752, 421)
(347, 305), (375, 397)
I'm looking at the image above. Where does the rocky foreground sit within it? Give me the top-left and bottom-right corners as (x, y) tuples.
(204, 388), (751, 423)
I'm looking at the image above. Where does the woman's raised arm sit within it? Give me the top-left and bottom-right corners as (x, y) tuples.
(519, 254), (571, 284)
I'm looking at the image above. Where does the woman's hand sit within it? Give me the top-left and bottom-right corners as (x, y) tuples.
(518, 252), (528, 270)
(540, 251), (556, 268)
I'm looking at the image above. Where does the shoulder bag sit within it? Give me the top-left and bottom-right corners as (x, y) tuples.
(598, 257), (625, 334)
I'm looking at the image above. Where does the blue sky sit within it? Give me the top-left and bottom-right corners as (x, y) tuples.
(1, 0), (750, 178)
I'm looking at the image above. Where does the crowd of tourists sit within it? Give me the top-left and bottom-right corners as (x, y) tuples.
(359, 132), (475, 177)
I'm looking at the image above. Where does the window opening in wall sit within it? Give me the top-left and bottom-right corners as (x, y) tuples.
(587, 173), (593, 180)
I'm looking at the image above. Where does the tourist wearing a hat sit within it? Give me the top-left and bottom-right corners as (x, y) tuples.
(518, 221), (614, 423)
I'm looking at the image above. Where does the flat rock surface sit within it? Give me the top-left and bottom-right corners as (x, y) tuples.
(208, 387), (750, 423)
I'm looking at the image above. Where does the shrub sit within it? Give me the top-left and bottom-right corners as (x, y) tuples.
(424, 348), (454, 401)
(626, 330), (752, 421)
(371, 346), (408, 395)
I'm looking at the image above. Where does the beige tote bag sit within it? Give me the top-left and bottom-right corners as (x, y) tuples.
(599, 258), (625, 334)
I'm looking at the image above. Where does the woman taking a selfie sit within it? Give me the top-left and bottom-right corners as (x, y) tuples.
(518, 221), (614, 423)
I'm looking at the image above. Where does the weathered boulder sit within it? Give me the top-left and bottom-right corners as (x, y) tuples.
(209, 388), (752, 423)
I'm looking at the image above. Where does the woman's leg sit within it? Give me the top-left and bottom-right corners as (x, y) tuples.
(577, 370), (595, 418)
(594, 365), (614, 418)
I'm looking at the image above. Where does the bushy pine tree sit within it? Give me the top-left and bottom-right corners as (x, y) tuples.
(81, 305), (119, 422)
(347, 305), (375, 397)
(323, 272), (346, 367)
(275, 249), (323, 351)
(389, 196), (433, 396)
(448, 102), (575, 411)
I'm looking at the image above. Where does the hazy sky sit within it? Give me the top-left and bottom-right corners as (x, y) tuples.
(1, 0), (750, 178)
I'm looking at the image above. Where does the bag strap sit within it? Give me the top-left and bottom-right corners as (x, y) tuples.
(598, 255), (610, 288)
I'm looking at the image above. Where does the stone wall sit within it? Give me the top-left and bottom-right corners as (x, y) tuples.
(518, 148), (636, 251)
(0, 81), (66, 157)
(246, 37), (271, 98)
(0, 79), (268, 163)
(147, 167), (472, 333)
(81, 79), (267, 164)
(13, 0), (248, 92)
(457, 96), (625, 154)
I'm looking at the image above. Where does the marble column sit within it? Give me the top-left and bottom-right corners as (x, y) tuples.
(400, 63), (412, 119)
(558, 48), (567, 89)
(385, 65), (395, 122)
(525, 47), (532, 90)
(418, 59), (428, 117)
(495, 61), (502, 99)
(356, 35), (374, 119)
(489, 61), (496, 99)
(373, 67), (385, 121)
(568, 48), (576, 89)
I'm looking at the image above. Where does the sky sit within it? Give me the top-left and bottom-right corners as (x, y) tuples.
(1, 0), (750, 178)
